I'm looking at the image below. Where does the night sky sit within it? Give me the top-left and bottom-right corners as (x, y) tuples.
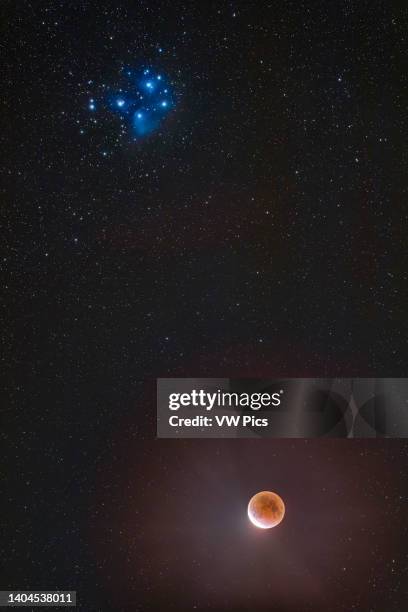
(2, 1), (408, 611)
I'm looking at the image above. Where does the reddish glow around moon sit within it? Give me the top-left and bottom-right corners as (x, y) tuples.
(247, 491), (285, 529)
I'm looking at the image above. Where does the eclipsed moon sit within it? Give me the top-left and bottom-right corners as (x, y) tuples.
(247, 491), (285, 529)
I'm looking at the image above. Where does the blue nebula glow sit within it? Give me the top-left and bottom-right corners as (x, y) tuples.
(87, 67), (175, 139)
(133, 110), (159, 136)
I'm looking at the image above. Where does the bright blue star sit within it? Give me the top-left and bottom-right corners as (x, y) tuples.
(116, 99), (125, 108)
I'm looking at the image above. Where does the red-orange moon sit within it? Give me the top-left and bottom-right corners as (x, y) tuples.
(247, 491), (285, 529)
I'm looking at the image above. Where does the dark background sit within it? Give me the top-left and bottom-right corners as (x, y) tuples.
(2, 1), (408, 610)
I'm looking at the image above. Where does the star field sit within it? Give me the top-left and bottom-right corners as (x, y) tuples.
(2, 1), (408, 611)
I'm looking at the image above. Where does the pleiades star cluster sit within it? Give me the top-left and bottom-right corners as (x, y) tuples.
(2, 1), (408, 611)
(87, 65), (176, 143)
